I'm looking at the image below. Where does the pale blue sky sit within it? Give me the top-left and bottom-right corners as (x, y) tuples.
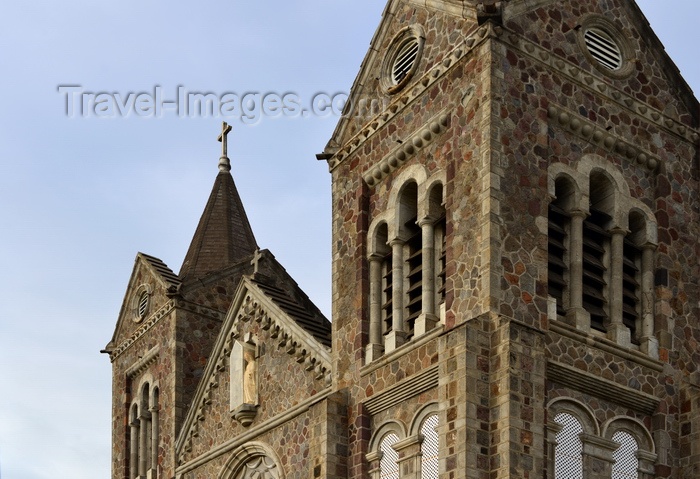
(0, 1), (697, 478)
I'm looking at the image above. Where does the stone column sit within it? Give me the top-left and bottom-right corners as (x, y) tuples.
(385, 239), (407, 351)
(545, 422), (563, 479)
(565, 210), (589, 331)
(608, 228), (631, 346)
(637, 450), (658, 479)
(139, 412), (150, 477)
(393, 435), (422, 479)
(366, 254), (384, 362)
(640, 244), (658, 358)
(129, 419), (140, 479)
(365, 451), (382, 479)
(415, 218), (438, 336)
(580, 433), (618, 478)
(149, 405), (159, 479)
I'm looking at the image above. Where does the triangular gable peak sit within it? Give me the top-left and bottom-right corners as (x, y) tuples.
(499, 0), (698, 126)
(104, 253), (181, 356)
(175, 275), (332, 458)
(322, 0), (483, 162)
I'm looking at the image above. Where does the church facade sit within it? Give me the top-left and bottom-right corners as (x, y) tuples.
(104, 1), (700, 478)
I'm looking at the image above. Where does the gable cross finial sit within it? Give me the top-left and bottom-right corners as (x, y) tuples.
(217, 121), (233, 172)
(251, 248), (263, 275)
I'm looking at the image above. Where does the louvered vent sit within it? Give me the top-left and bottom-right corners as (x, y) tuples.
(548, 204), (569, 317)
(436, 218), (447, 305)
(582, 208), (610, 332)
(405, 223), (422, 337)
(138, 292), (149, 318)
(381, 253), (393, 334)
(622, 238), (640, 344)
(584, 28), (622, 70)
(392, 40), (419, 84)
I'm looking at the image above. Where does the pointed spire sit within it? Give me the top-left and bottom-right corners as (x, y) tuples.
(179, 123), (258, 281)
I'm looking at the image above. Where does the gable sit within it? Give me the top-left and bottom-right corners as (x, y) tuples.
(104, 253), (180, 353)
(502, 0), (698, 126)
(175, 276), (332, 462)
(324, 0), (481, 157)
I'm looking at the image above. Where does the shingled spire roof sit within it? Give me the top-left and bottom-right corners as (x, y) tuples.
(179, 123), (258, 281)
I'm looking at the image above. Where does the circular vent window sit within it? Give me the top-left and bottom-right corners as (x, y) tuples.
(584, 28), (622, 71)
(138, 292), (149, 318)
(392, 39), (420, 84)
(382, 26), (425, 94)
(577, 16), (633, 78)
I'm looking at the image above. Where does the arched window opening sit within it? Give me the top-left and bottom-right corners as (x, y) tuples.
(435, 217), (446, 307)
(583, 173), (614, 332)
(367, 171), (448, 360)
(376, 223), (393, 335)
(140, 383), (152, 476)
(611, 431), (639, 479)
(420, 414), (439, 479)
(548, 177), (575, 317)
(553, 412), (584, 479)
(399, 182), (421, 338)
(379, 433), (400, 479)
(428, 184), (446, 311)
(623, 212), (646, 344)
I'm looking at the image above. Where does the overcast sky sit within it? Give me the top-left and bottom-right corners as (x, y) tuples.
(0, 1), (697, 478)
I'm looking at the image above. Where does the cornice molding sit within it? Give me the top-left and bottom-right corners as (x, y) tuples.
(109, 299), (224, 362)
(125, 346), (159, 379)
(232, 291), (332, 382)
(176, 388), (333, 473)
(173, 298), (226, 322)
(364, 111), (450, 188)
(499, 31), (700, 146)
(546, 104), (661, 173)
(547, 360), (661, 416)
(109, 301), (175, 361)
(363, 364), (439, 415)
(548, 321), (664, 372)
(327, 22), (501, 172)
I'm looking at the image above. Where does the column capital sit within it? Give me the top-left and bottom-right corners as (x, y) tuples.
(389, 238), (405, 248)
(608, 226), (629, 236)
(641, 242), (658, 251)
(365, 450), (383, 463)
(569, 208), (588, 219)
(367, 253), (384, 262)
(417, 216), (437, 227)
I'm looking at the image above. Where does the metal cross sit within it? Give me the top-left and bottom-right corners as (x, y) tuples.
(217, 121), (233, 158)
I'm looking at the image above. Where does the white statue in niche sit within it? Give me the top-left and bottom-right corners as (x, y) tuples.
(230, 336), (258, 419)
(243, 347), (257, 404)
